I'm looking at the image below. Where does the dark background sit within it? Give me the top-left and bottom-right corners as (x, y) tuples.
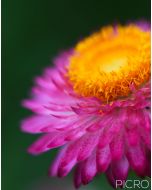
(3, 0), (151, 190)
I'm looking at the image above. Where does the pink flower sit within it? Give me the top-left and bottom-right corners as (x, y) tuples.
(21, 22), (151, 188)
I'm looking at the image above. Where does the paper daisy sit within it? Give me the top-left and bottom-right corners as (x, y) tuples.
(21, 22), (151, 188)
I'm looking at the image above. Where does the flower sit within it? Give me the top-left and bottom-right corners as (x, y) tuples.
(21, 22), (151, 188)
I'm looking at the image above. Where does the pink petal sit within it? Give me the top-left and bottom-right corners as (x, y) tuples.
(125, 128), (140, 146)
(81, 153), (97, 185)
(126, 144), (146, 176)
(58, 157), (77, 177)
(21, 115), (58, 134)
(110, 133), (124, 160)
(106, 167), (117, 188)
(111, 156), (129, 181)
(96, 145), (111, 172)
(56, 144), (79, 177)
(48, 147), (67, 176)
(77, 133), (100, 161)
(28, 132), (66, 155)
(64, 128), (86, 141)
(98, 122), (121, 148)
(74, 163), (83, 189)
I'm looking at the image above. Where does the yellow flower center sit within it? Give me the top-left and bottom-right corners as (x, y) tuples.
(67, 24), (150, 102)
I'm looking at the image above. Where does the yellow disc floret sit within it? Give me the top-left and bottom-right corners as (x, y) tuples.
(67, 24), (150, 102)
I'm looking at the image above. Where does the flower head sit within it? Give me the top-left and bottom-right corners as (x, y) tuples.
(21, 22), (151, 188)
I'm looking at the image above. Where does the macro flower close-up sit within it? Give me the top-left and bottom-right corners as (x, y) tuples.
(21, 22), (151, 189)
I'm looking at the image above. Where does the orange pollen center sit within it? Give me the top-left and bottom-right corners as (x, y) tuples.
(67, 25), (150, 102)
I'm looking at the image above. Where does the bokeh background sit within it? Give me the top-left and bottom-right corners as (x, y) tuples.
(3, 0), (151, 189)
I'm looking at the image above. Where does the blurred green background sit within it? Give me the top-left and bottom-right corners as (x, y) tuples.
(3, 0), (150, 190)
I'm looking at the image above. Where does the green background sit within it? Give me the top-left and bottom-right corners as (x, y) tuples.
(3, 0), (150, 190)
